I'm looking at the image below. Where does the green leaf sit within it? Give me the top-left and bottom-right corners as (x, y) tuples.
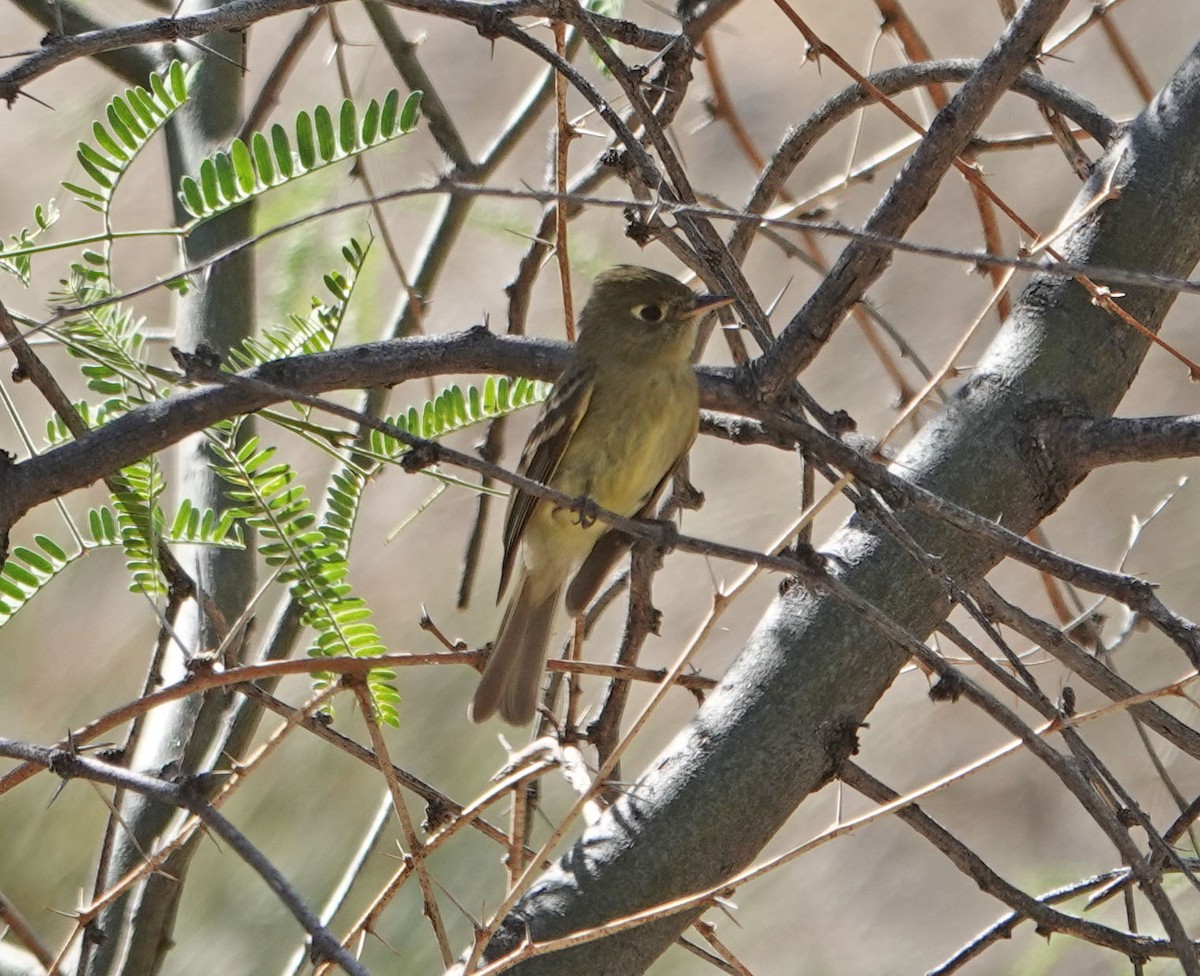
(228, 235), (371, 369)
(65, 61), (191, 219)
(12, 546), (53, 576)
(61, 181), (105, 203)
(111, 95), (147, 141)
(168, 59), (187, 101)
(271, 123), (294, 179)
(380, 89), (399, 135)
(296, 110), (316, 170)
(0, 577), (26, 601)
(35, 535), (68, 562)
(314, 104), (336, 162)
(35, 201), (60, 230)
(77, 142), (119, 178)
(399, 90), (422, 132)
(230, 138), (256, 195)
(251, 131), (275, 186)
(324, 271), (347, 300)
(338, 99), (357, 153)
(200, 156), (221, 207)
(171, 498), (194, 537)
(180, 90), (417, 225)
(150, 70), (172, 109)
(5, 564), (38, 588)
(89, 507), (116, 543)
(128, 87), (158, 127)
(180, 176), (205, 217)
(91, 121), (128, 161)
(213, 151), (237, 202)
(361, 98), (381, 145)
(106, 101), (137, 151)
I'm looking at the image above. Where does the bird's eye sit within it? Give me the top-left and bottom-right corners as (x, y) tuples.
(633, 303), (664, 323)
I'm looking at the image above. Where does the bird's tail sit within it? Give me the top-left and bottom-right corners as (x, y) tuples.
(470, 571), (559, 725)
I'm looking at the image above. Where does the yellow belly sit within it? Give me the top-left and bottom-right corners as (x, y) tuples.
(519, 362), (699, 584)
(551, 363), (698, 516)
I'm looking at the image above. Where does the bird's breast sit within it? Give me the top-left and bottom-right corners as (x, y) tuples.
(550, 363), (699, 516)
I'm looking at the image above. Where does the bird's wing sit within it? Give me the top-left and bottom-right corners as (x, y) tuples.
(497, 361), (595, 599)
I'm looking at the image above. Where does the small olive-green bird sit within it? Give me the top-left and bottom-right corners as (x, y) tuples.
(469, 265), (733, 725)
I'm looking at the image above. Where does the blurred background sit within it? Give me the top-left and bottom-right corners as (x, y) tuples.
(1, 0), (1199, 973)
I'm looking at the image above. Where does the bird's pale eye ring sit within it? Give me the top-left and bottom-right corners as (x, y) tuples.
(633, 303), (664, 323)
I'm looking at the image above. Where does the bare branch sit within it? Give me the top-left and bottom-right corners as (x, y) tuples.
(1066, 414), (1200, 467)
(841, 762), (1169, 958)
(5, 0), (161, 93)
(749, 0), (1075, 394)
(0, 0), (675, 104)
(0, 738), (370, 976)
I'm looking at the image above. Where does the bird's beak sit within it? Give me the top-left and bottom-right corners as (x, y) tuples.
(687, 293), (735, 317)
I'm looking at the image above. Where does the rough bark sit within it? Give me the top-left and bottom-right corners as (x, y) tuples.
(464, 39), (1200, 976)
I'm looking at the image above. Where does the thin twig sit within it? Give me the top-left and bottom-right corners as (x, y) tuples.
(0, 737), (371, 976)
(348, 678), (454, 966)
(239, 6), (325, 138)
(840, 762), (1165, 960)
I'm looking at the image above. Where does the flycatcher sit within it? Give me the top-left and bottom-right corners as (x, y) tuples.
(470, 265), (733, 725)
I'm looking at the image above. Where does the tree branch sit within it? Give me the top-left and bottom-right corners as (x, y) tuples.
(728, 59), (1118, 267)
(0, 0), (675, 104)
(748, 0), (1073, 396)
(5, 0), (161, 93)
(0, 738), (370, 976)
(1066, 414), (1200, 466)
(454, 36), (1200, 975)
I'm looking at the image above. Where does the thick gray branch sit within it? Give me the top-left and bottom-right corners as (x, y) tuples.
(0, 0), (674, 104)
(460, 38), (1200, 976)
(1067, 414), (1200, 466)
(5, 0), (161, 90)
(0, 330), (564, 542)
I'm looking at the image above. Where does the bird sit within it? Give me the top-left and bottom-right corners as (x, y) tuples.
(469, 265), (733, 725)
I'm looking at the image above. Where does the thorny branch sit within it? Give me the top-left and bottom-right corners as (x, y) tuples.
(0, 737), (371, 976)
(3, 1), (1200, 974)
(0, 0), (675, 105)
